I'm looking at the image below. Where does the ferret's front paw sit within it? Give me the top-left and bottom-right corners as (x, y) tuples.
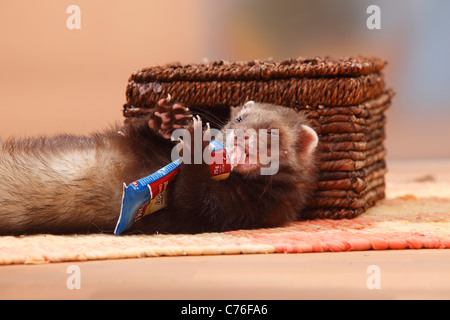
(179, 115), (212, 164)
(148, 96), (192, 139)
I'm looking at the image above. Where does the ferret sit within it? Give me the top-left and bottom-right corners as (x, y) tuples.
(0, 99), (319, 235)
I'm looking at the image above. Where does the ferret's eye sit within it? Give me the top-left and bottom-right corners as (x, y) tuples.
(236, 116), (243, 123)
(267, 129), (278, 135)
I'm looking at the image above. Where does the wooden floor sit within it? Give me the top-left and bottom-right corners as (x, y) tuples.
(1, 159), (450, 300)
(1, 249), (449, 300)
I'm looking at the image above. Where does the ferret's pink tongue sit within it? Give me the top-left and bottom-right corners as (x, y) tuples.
(228, 146), (247, 170)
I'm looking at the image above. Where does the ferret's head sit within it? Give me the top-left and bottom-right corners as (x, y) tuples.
(222, 101), (319, 177)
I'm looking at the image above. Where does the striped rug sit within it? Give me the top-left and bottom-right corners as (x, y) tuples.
(1, 181), (449, 265)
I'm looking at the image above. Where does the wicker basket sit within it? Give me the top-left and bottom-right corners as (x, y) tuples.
(123, 57), (394, 219)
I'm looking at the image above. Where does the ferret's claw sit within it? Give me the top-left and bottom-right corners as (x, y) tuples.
(192, 115), (203, 134)
(204, 122), (211, 141)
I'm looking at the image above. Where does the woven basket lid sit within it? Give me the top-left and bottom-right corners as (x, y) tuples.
(125, 56), (388, 112)
(130, 56), (386, 82)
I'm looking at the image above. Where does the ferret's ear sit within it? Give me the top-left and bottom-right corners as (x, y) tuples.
(297, 125), (319, 157)
(244, 101), (255, 107)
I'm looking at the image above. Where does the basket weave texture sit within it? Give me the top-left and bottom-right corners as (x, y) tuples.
(123, 57), (393, 219)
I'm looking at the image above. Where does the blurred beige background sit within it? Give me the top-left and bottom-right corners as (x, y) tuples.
(1, 0), (449, 159)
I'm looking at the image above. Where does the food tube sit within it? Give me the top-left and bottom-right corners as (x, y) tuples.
(114, 140), (230, 235)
